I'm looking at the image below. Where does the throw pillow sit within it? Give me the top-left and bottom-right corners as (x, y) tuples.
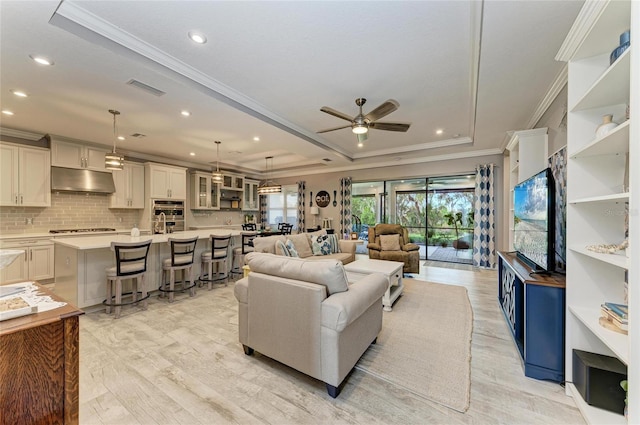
(286, 233), (313, 258)
(285, 239), (299, 257)
(326, 233), (341, 253)
(380, 234), (401, 251)
(275, 240), (290, 256)
(310, 234), (332, 256)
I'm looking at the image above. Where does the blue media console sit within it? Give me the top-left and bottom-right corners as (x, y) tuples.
(498, 251), (566, 382)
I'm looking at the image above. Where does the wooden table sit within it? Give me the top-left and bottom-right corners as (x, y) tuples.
(0, 284), (84, 424)
(344, 259), (404, 312)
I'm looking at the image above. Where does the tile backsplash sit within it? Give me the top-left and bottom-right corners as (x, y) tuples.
(0, 192), (143, 234)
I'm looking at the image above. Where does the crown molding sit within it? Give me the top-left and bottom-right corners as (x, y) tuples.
(0, 127), (43, 141)
(505, 127), (548, 152)
(50, 1), (353, 163)
(351, 137), (473, 159)
(526, 66), (568, 129)
(555, 0), (609, 62)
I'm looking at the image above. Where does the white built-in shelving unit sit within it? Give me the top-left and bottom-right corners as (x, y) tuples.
(556, 1), (637, 423)
(505, 128), (548, 251)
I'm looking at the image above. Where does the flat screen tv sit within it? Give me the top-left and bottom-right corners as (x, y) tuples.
(513, 168), (555, 272)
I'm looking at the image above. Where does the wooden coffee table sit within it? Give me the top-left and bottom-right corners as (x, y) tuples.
(344, 259), (404, 311)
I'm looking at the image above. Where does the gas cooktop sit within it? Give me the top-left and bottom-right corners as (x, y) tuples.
(49, 228), (117, 234)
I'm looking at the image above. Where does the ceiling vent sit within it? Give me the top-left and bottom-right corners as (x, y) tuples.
(126, 79), (166, 97)
(130, 133), (146, 138)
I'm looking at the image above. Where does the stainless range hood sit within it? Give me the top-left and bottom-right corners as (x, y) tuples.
(51, 167), (116, 193)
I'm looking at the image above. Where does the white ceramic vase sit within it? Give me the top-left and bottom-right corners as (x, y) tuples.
(595, 114), (617, 138)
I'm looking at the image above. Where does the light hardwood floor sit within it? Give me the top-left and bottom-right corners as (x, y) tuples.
(78, 260), (585, 424)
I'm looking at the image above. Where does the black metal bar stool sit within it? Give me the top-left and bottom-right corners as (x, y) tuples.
(231, 231), (256, 276)
(104, 240), (152, 318)
(199, 234), (231, 289)
(242, 223), (257, 231)
(159, 237), (198, 302)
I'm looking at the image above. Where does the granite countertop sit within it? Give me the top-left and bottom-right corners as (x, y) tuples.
(52, 229), (242, 250)
(0, 229), (138, 242)
(189, 224), (243, 229)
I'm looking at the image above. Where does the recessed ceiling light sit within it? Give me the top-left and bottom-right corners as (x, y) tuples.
(189, 152), (196, 156)
(436, 129), (444, 135)
(181, 110), (191, 117)
(253, 137), (260, 142)
(188, 31), (207, 44)
(29, 55), (54, 66)
(2, 110), (14, 116)
(11, 90), (28, 98)
(117, 136), (125, 141)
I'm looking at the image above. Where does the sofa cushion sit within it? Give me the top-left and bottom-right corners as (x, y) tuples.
(287, 233), (313, 258)
(310, 234), (332, 256)
(245, 252), (349, 295)
(275, 240), (290, 256)
(304, 252), (352, 264)
(252, 235), (286, 254)
(380, 234), (401, 251)
(285, 239), (299, 257)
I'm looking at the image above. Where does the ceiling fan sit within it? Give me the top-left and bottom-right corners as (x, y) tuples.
(317, 98), (411, 143)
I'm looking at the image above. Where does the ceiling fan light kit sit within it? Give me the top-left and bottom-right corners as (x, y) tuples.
(317, 97), (411, 142)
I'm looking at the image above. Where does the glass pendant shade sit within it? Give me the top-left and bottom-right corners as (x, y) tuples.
(352, 124), (368, 134)
(212, 140), (223, 181)
(105, 109), (124, 170)
(257, 156), (281, 195)
(105, 152), (124, 170)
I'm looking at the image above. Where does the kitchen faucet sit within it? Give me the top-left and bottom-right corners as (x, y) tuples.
(155, 212), (166, 234)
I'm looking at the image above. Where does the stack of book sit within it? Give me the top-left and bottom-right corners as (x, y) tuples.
(600, 302), (628, 332)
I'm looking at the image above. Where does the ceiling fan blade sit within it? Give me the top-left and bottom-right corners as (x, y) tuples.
(317, 124), (352, 133)
(320, 106), (354, 122)
(364, 99), (399, 122)
(369, 121), (411, 132)
(357, 133), (368, 143)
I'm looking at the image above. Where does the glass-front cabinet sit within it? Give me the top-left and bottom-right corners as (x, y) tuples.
(243, 179), (259, 211)
(222, 173), (244, 191)
(190, 172), (220, 210)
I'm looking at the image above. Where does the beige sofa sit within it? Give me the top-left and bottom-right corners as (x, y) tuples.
(234, 252), (387, 397)
(251, 231), (356, 264)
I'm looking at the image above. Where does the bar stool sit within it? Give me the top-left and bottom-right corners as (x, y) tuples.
(200, 234), (231, 289)
(278, 223), (293, 235)
(104, 240), (152, 318)
(242, 223), (257, 231)
(231, 231), (257, 276)
(159, 237), (198, 302)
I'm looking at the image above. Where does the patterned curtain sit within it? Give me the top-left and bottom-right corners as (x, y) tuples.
(297, 181), (305, 233)
(473, 164), (496, 268)
(339, 177), (352, 238)
(259, 194), (268, 229)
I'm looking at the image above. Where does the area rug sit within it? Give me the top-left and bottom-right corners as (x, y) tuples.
(355, 279), (473, 412)
(427, 247), (473, 264)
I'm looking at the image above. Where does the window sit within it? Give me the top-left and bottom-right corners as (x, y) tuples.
(265, 185), (298, 229)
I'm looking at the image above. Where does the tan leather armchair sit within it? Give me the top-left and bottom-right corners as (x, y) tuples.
(367, 224), (420, 273)
(234, 252), (387, 397)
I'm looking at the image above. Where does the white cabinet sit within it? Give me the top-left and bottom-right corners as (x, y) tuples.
(190, 172), (220, 210)
(145, 163), (187, 199)
(109, 162), (144, 209)
(0, 142), (51, 207)
(505, 128), (548, 250)
(222, 173), (244, 191)
(0, 239), (54, 284)
(557, 1), (637, 423)
(243, 179), (259, 211)
(51, 140), (110, 171)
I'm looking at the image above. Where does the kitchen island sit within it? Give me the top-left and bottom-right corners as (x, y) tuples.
(53, 229), (241, 309)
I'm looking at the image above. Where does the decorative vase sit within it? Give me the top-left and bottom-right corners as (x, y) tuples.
(595, 114), (617, 138)
(610, 30), (630, 65)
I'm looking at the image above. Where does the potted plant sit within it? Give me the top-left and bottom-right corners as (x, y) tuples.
(621, 380), (628, 417)
(444, 211), (469, 249)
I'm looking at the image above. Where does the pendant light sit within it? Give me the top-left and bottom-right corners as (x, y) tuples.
(212, 140), (223, 182)
(104, 109), (124, 170)
(257, 156), (281, 194)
